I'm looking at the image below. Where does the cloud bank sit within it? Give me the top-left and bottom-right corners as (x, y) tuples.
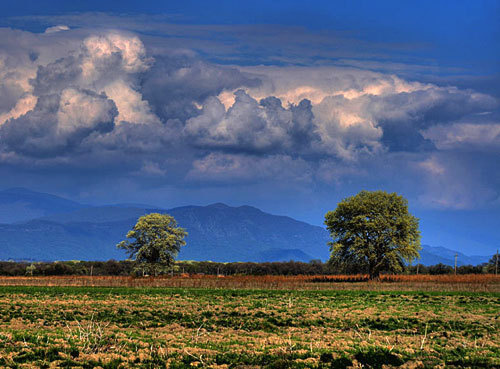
(0, 27), (498, 210)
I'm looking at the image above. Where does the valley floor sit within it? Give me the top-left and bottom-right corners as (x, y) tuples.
(0, 286), (498, 368)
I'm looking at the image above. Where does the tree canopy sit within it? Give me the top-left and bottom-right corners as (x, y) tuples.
(485, 253), (499, 274)
(117, 213), (187, 276)
(324, 190), (421, 279)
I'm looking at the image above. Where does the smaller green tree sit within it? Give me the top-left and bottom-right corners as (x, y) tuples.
(25, 263), (36, 276)
(117, 213), (187, 276)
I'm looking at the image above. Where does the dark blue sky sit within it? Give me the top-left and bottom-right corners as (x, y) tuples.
(3, 1), (499, 70)
(0, 1), (499, 255)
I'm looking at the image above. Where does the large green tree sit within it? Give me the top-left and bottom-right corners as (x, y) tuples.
(117, 213), (187, 276)
(324, 190), (421, 279)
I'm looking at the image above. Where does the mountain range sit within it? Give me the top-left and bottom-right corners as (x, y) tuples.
(0, 188), (492, 265)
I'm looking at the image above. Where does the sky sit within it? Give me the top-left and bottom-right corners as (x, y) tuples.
(0, 0), (499, 255)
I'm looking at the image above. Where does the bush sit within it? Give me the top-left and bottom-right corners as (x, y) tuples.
(0, 259), (493, 276)
(428, 263), (454, 275)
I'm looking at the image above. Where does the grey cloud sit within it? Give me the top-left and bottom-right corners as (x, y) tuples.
(142, 56), (260, 121)
(31, 55), (82, 96)
(0, 81), (24, 113)
(371, 88), (498, 152)
(184, 90), (320, 155)
(82, 120), (181, 155)
(31, 32), (150, 96)
(416, 152), (500, 209)
(371, 88), (497, 125)
(262, 97), (319, 149)
(0, 27), (87, 72)
(231, 66), (498, 157)
(0, 89), (116, 157)
(0, 94), (60, 157)
(0, 27), (499, 213)
(186, 152), (314, 185)
(3, 29), (496, 168)
(312, 95), (384, 159)
(421, 122), (500, 152)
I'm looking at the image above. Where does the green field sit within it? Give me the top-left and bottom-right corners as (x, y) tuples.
(0, 286), (498, 368)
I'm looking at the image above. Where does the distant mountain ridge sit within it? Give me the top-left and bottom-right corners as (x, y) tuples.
(417, 245), (489, 267)
(0, 188), (492, 265)
(39, 206), (164, 224)
(0, 188), (85, 223)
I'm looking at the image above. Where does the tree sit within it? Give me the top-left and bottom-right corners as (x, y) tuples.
(485, 252), (499, 274)
(324, 190), (421, 279)
(117, 213), (187, 276)
(25, 263), (36, 276)
(428, 263), (453, 275)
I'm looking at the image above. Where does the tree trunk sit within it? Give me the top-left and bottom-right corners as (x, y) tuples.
(369, 264), (381, 280)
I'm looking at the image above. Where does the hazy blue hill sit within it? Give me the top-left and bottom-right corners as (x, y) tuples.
(0, 202), (330, 262)
(418, 245), (490, 266)
(0, 219), (128, 261)
(0, 190), (491, 265)
(168, 203), (330, 262)
(0, 188), (85, 223)
(418, 247), (455, 266)
(255, 249), (314, 262)
(40, 206), (163, 224)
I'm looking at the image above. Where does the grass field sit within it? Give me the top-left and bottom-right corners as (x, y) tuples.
(0, 285), (498, 368)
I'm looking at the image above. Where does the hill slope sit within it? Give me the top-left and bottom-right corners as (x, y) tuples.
(418, 245), (489, 267)
(0, 188), (85, 223)
(0, 203), (331, 262)
(169, 203), (330, 261)
(0, 190), (491, 265)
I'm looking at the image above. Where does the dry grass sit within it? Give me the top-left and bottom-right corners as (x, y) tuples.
(0, 286), (498, 368)
(0, 274), (498, 292)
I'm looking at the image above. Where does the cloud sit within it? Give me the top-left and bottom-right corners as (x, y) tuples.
(419, 156), (446, 176)
(0, 27), (498, 211)
(0, 31), (163, 159)
(184, 90), (319, 155)
(422, 122), (500, 151)
(416, 153), (499, 209)
(2, 30), (494, 163)
(103, 80), (159, 124)
(24, 32), (159, 126)
(186, 152), (313, 184)
(19, 11), (475, 81)
(0, 89), (117, 157)
(133, 161), (168, 177)
(44, 25), (70, 34)
(56, 88), (116, 134)
(141, 55), (260, 122)
(0, 94), (37, 124)
(312, 95), (384, 159)
(81, 33), (151, 76)
(217, 66), (497, 157)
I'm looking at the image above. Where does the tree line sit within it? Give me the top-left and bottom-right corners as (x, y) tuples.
(0, 259), (496, 277)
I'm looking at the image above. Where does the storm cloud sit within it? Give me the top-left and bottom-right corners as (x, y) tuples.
(0, 26), (498, 213)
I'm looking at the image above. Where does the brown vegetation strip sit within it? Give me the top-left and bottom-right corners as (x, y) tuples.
(0, 274), (498, 291)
